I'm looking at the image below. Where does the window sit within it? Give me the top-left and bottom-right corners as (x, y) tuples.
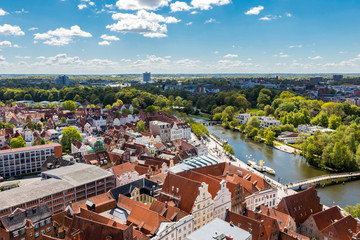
(35, 232), (39, 238)
(329, 232), (333, 237)
(46, 227), (51, 233)
(30, 232), (33, 237)
(41, 230), (45, 234)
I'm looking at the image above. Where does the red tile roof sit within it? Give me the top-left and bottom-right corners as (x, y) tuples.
(277, 187), (323, 225)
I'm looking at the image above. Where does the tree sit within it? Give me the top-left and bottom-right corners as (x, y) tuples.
(61, 100), (77, 111)
(223, 143), (235, 155)
(136, 120), (146, 133)
(113, 99), (124, 107)
(40, 138), (46, 145)
(248, 128), (259, 139)
(345, 203), (360, 219)
(257, 88), (272, 109)
(10, 136), (26, 149)
(311, 112), (329, 127)
(61, 117), (67, 124)
(60, 127), (82, 151)
(33, 103), (43, 108)
(104, 104), (112, 109)
(121, 108), (132, 114)
(328, 115), (342, 130)
(145, 105), (160, 113)
(247, 116), (260, 128)
(264, 129), (276, 146)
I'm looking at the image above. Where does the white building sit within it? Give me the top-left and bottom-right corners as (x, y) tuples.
(92, 116), (107, 127)
(235, 113), (251, 125)
(171, 123), (183, 141)
(245, 188), (278, 211)
(212, 180), (232, 220)
(298, 124), (335, 135)
(0, 143), (63, 177)
(150, 121), (171, 142)
(258, 116), (281, 128)
(153, 215), (193, 240)
(24, 130), (34, 144)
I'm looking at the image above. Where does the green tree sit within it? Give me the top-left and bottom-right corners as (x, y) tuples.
(145, 105), (160, 113)
(311, 112), (329, 127)
(345, 203), (360, 219)
(136, 120), (146, 133)
(328, 115), (342, 130)
(10, 136), (26, 149)
(60, 127), (82, 151)
(61, 100), (77, 111)
(247, 116), (260, 128)
(61, 117), (67, 124)
(113, 99), (124, 107)
(104, 104), (112, 109)
(223, 143), (235, 155)
(248, 128), (259, 139)
(264, 129), (276, 146)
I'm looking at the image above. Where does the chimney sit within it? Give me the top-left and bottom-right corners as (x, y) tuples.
(229, 221), (234, 227)
(284, 227), (288, 233)
(225, 236), (233, 240)
(165, 201), (168, 208)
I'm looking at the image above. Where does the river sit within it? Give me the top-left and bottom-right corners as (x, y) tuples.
(193, 118), (360, 208)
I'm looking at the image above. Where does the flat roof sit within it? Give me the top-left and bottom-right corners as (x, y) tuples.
(0, 164), (113, 211)
(186, 218), (251, 240)
(0, 143), (61, 155)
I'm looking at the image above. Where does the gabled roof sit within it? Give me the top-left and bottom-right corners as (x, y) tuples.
(158, 173), (202, 213)
(320, 215), (358, 240)
(0, 205), (51, 232)
(259, 205), (294, 232)
(277, 187), (323, 225)
(111, 162), (137, 178)
(117, 194), (150, 212)
(127, 205), (170, 235)
(311, 206), (343, 232)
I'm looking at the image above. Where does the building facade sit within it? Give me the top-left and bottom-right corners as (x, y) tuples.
(0, 144), (63, 177)
(150, 121), (171, 142)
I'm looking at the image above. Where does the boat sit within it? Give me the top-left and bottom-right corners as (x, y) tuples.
(264, 166), (276, 175)
(247, 160), (257, 166)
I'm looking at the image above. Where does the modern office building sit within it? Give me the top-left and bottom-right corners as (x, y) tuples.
(0, 143), (63, 177)
(54, 75), (69, 86)
(0, 163), (115, 218)
(143, 72), (151, 82)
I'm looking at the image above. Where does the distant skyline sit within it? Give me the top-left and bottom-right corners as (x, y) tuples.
(0, 0), (360, 74)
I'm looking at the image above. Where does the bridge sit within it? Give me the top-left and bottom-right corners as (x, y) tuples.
(286, 171), (360, 190)
(201, 121), (222, 126)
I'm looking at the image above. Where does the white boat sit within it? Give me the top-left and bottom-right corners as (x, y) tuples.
(264, 166), (276, 175)
(247, 160), (256, 166)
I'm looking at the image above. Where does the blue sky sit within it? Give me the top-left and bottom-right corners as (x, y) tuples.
(0, 0), (360, 74)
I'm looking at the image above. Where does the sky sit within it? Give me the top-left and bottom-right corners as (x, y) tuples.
(0, 0), (360, 74)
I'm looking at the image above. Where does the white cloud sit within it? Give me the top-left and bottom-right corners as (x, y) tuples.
(15, 56), (31, 59)
(308, 56), (322, 60)
(213, 51), (219, 54)
(285, 12), (292, 17)
(34, 25), (92, 46)
(78, 4), (87, 10)
(0, 41), (12, 48)
(28, 27), (38, 31)
(107, 10), (180, 38)
(116, 0), (171, 10)
(259, 15), (279, 21)
(186, 22), (193, 26)
(191, 0), (231, 11)
(0, 24), (25, 36)
(280, 54), (289, 58)
(245, 6), (264, 15)
(100, 34), (120, 41)
(98, 40), (111, 46)
(0, 9), (8, 16)
(289, 45), (302, 48)
(0, 55), (5, 61)
(190, 10), (198, 14)
(89, 2), (95, 6)
(205, 18), (216, 24)
(15, 9), (29, 14)
(224, 54), (238, 58)
(171, 1), (192, 12)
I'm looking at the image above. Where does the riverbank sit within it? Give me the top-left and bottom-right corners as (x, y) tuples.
(207, 133), (296, 201)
